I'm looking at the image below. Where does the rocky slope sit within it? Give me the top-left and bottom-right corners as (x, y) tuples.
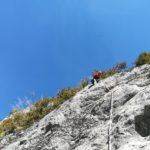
(1, 64), (150, 150)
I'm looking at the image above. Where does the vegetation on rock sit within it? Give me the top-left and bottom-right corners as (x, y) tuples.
(135, 52), (150, 66)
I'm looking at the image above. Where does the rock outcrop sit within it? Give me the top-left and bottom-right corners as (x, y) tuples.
(1, 64), (150, 150)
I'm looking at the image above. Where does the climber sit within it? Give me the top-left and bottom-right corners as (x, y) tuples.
(91, 70), (102, 85)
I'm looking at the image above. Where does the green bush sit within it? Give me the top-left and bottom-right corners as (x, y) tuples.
(101, 62), (127, 79)
(24, 109), (41, 125)
(34, 98), (50, 108)
(49, 97), (64, 108)
(112, 62), (127, 72)
(0, 118), (16, 135)
(57, 87), (81, 100)
(101, 70), (116, 79)
(13, 111), (30, 130)
(23, 98), (52, 124)
(9, 108), (20, 116)
(135, 52), (150, 66)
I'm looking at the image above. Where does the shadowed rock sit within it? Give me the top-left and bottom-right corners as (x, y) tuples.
(135, 105), (150, 137)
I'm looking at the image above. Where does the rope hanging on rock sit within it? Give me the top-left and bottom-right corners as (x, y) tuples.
(105, 84), (114, 150)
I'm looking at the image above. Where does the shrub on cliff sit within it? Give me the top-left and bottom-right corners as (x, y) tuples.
(57, 87), (81, 101)
(101, 62), (127, 79)
(135, 52), (150, 66)
(0, 118), (15, 135)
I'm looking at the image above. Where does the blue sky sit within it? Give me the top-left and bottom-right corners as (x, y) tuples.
(0, 0), (150, 119)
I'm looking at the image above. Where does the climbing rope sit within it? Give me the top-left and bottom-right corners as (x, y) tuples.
(108, 88), (114, 150)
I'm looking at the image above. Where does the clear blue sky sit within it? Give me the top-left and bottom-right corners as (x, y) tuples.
(0, 0), (150, 119)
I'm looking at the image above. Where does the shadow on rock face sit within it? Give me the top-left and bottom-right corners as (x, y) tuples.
(135, 105), (150, 137)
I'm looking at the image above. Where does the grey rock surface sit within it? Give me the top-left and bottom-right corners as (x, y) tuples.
(1, 64), (150, 150)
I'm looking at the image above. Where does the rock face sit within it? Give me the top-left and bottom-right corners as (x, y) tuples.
(1, 64), (150, 150)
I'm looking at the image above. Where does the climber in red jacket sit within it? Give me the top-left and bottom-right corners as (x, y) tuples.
(91, 70), (102, 85)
